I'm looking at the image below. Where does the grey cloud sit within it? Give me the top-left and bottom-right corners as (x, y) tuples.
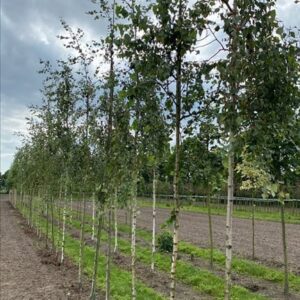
(1, 0), (109, 172)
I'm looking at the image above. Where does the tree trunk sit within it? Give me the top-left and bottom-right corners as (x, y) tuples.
(38, 189), (42, 239)
(151, 167), (157, 271)
(131, 177), (138, 300)
(70, 193), (73, 223)
(46, 198), (49, 249)
(92, 192), (96, 240)
(170, 10), (182, 297)
(61, 185), (67, 264)
(89, 208), (103, 300)
(280, 202), (289, 295)
(35, 193), (39, 236)
(32, 192), (35, 228)
(57, 186), (62, 258)
(225, 141), (234, 300)
(252, 200), (255, 260)
(170, 212), (179, 300)
(103, 4), (115, 297)
(208, 194), (214, 269)
(78, 195), (86, 289)
(51, 196), (55, 251)
(29, 191), (33, 227)
(106, 195), (112, 300)
(78, 195), (81, 220)
(114, 188), (118, 253)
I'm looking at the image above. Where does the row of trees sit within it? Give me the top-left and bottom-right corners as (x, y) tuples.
(8, 0), (300, 299)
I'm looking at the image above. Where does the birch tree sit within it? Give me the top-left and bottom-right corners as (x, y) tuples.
(143, 1), (213, 297)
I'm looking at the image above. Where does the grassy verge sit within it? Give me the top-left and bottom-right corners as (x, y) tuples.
(16, 202), (165, 300)
(138, 199), (300, 224)
(66, 209), (267, 300)
(179, 243), (300, 293)
(110, 219), (300, 293)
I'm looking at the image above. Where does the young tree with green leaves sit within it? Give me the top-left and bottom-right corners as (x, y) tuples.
(141, 0), (213, 297)
(236, 24), (300, 296)
(217, 1), (300, 297)
(87, 0), (120, 297)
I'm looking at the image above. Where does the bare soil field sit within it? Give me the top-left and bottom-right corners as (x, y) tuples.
(0, 195), (90, 300)
(118, 206), (300, 274)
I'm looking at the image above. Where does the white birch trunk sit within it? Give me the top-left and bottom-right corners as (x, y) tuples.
(78, 194), (86, 288)
(114, 189), (118, 253)
(225, 141), (234, 300)
(35, 194), (39, 236)
(56, 185), (62, 256)
(92, 192), (95, 240)
(106, 195), (112, 300)
(170, 211), (179, 300)
(70, 193), (73, 223)
(280, 202), (289, 295)
(208, 195), (214, 269)
(30, 193), (34, 228)
(170, 47), (181, 299)
(151, 168), (157, 271)
(28, 194), (31, 226)
(37, 189), (41, 239)
(131, 180), (137, 300)
(61, 187), (67, 264)
(252, 201), (255, 260)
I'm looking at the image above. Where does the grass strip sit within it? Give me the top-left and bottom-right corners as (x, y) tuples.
(138, 199), (300, 224)
(17, 203), (165, 300)
(68, 205), (300, 293)
(179, 242), (300, 293)
(67, 209), (267, 300)
(99, 216), (300, 293)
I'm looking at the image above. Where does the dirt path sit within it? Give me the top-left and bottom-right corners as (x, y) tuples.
(0, 195), (90, 300)
(118, 206), (300, 274)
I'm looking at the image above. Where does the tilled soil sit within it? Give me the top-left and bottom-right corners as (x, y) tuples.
(0, 195), (91, 300)
(117, 206), (300, 274)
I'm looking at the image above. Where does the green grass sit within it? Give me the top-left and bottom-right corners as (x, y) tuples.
(103, 217), (300, 293)
(66, 209), (267, 299)
(178, 242), (300, 292)
(138, 199), (300, 224)
(24, 201), (300, 299)
(17, 203), (165, 300)
(119, 239), (266, 300)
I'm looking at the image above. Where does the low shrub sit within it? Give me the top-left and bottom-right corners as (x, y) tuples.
(157, 231), (173, 253)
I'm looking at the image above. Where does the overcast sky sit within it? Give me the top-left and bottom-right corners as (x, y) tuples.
(0, 0), (299, 173)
